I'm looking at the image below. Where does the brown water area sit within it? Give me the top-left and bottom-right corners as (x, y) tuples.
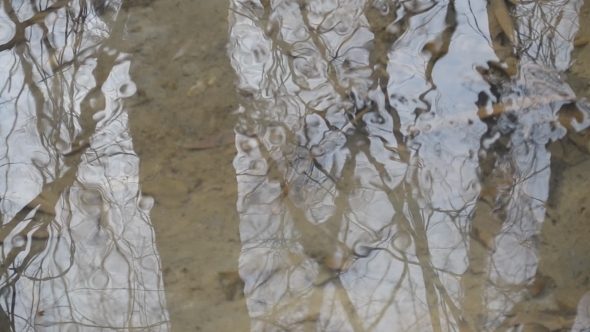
(1, 0), (590, 331)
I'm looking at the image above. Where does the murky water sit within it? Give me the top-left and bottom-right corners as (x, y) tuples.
(1, 0), (590, 331)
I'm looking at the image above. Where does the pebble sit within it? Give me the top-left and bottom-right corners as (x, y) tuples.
(186, 69), (220, 97)
(187, 80), (207, 97)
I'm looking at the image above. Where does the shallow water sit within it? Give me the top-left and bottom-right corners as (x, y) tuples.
(1, 0), (590, 331)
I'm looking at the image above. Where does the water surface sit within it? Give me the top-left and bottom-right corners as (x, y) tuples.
(1, 0), (590, 331)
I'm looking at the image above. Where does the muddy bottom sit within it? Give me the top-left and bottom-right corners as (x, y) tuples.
(2, 0), (590, 331)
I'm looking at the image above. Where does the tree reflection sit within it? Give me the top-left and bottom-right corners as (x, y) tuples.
(0, 0), (169, 330)
(228, 0), (590, 331)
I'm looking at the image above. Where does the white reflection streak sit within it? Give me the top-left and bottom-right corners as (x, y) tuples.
(0, 0), (169, 330)
(230, 0), (368, 330)
(482, 0), (584, 326)
(230, 0), (587, 331)
(347, 0), (495, 329)
(228, 0), (494, 330)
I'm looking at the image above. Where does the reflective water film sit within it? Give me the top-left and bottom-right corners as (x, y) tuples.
(229, 0), (590, 331)
(0, 0), (167, 330)
(2, 0), (590, 331)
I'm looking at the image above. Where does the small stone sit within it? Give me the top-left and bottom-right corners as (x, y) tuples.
(187, 80), (206, 97)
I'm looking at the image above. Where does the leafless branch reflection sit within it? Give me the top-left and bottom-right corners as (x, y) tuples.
(229, 0), (590, 331)
(0, 0), (169, 330)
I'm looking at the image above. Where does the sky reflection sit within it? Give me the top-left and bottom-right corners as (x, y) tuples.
(229, 0), (590, 331)
(0, 0), (169, 330)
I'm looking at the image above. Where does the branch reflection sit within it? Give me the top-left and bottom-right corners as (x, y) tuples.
(0, 0), (169, 330)
(229, 0), (590, 330)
